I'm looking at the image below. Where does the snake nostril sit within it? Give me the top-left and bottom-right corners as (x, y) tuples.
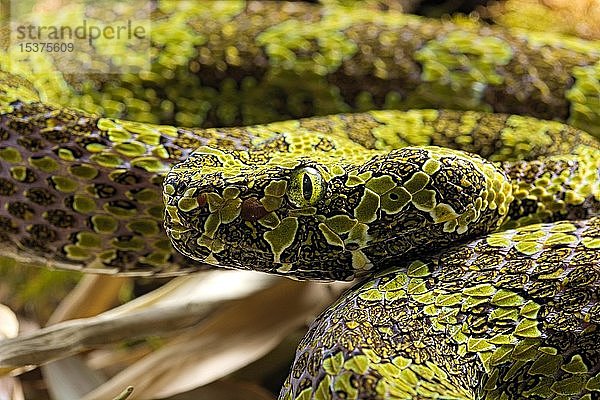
(241, 197), (269, 222)
(197, 193), (207, 207)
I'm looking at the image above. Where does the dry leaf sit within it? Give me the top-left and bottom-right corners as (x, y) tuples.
(0, 304), (23, 400)
(0, 305), (18, 341)
(43, 357), (106, 400)
(48, 275), (128, 325)
(80, 280), (347, 400)
(0, 271), (277, 371)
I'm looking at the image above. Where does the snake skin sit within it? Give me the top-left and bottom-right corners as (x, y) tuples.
(0, 1), (599, 399)
(5, 2), (600, 135)
(281, 217), (600, 399)
(164, 112), (600, 280)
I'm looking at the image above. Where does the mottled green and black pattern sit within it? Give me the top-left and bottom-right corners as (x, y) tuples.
(164, 111), (600, 280)
(0, 69), (270, 275)
(0, 1), (600, 399)
(280, 217), (600, 400)
(3, 69), (598, 277)
(6, 1), (600, 135)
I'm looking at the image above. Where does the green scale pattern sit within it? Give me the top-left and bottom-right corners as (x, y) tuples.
(0, 72), (266, 275)
(164, 111), (600, 280)
(280, 217), (600, 399)
(5, 1), (600, 135)
(0, 1), (599, 399)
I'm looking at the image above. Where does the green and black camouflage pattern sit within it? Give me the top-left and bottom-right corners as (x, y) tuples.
(280, 217), (600, 399)
(0, 1), (599, 398)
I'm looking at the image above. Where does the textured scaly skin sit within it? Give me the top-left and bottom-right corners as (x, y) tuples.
(5, 2), (600, 135)
(164, 112), (600, 280)
(280, 217), (600, 399)
(0, 1), (599, 398)
(1, 81), (598, 277)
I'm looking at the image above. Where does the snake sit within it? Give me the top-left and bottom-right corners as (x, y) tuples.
(0, 1), (599, 399)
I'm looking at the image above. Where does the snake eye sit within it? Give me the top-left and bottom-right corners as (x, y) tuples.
(287, 166), (326, 207)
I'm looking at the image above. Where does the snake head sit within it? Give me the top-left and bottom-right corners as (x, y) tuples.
(164, 137), (512, 281)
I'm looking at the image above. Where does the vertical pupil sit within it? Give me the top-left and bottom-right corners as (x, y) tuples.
(302, 173), (313, 201)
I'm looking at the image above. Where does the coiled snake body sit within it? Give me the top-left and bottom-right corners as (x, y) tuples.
(1, 1), (600, 399)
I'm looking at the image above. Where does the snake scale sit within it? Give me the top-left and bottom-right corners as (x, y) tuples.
(1, 1), (600, 399)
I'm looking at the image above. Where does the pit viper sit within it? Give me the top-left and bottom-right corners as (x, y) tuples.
(0, 1), (599, 399)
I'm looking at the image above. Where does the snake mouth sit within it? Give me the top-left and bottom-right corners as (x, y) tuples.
(165, 215), (358, 281)
(165, 183), (507, 280)
(164, 203), (457, 281)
